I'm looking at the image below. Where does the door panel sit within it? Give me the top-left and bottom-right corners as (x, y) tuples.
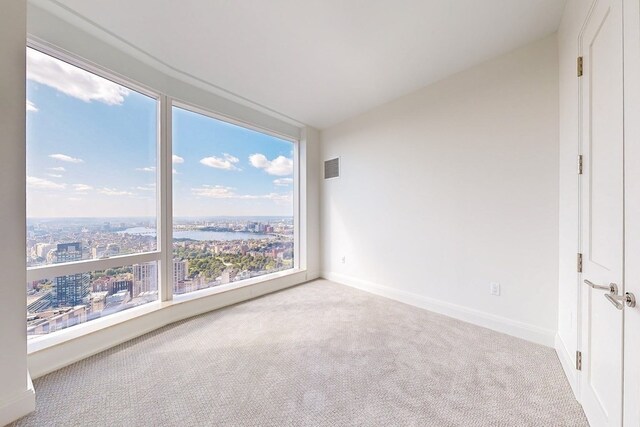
(580, 0), (625, 426)
(622, 0), (640, 424)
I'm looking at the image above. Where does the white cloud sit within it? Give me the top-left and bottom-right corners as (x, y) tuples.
(261, 192), (293, 202)
(136, 166), (156, 172)
(192, 185), (236, 199)
(173, 169), (179, 175)
(48, 167), (66, 172)
(73, 184), (93, 192)
(224, 153), (239, 163)
(47, 173), (63, 178)
(27, 48), (129, 105)
(200, 153), (240, 171)
(273, 178), (293, 187)
(249, 154), (293, 176)
(172, 155), (184, 164)
(67, 197), (82, 202)
(27, 176), (66, 190)
(27, 100), (38, 112)
(191, 185), (291, 202)
(135, 185), (155, 192)
(99, 187), (135, 196)
(49, 153), (84, 163)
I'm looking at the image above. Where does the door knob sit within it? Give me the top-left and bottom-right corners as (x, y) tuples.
(584, 279), (618, 294)
(583, 280), (635, 309)
(604, 292), (637, 310)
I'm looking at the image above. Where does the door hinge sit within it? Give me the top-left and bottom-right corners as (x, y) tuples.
(578, 155), (583, 175)
(577, 56), (584, 77)
(577, 253), (583, 273)
(576, 350), (582, 371)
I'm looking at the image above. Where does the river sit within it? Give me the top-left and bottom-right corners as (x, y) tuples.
(118, 227), (276, 242)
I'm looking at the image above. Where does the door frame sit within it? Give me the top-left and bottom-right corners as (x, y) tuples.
(576, 0), (626, 423)
(575, 0), (640, 425)
(622, 0), (640, 425)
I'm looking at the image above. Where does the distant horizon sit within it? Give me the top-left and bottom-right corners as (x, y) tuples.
(27, 215), (293, 220)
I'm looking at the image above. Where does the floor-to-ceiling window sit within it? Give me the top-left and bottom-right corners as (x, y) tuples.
(26, 47), (159, 337)
(172, 105), (296, 295)
(25, 45), (299, 341)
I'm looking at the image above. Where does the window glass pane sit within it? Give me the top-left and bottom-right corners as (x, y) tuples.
(171, 106), (295, 295)
(27, 261), (158, 338)
(26, 48), (158, 268)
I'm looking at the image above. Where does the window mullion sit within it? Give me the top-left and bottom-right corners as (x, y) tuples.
(26, 252), (161, 283)
(158, 95), (174, 302)
(294, 137), (302, 271)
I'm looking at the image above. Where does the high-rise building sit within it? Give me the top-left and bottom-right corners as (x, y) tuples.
(106, 243), (120, 257)
(54, 243), (90, 307)
(133, 263), (157, 296)
(90, 291), (109, 313)
(34, 242), (56, 259)
(55, 242), (82, 263)
(173, 259), (188, 284)
(91, 244), (107, 259)
(221, 268), (236, 285)
(26, 289), (54, 313)
(110, 278), (133, 297)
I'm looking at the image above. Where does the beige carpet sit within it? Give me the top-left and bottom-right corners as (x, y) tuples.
(13, 279), (587, 426)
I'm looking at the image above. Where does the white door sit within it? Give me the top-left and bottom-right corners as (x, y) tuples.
(579, 0), (625, 425)
(622, 0), (640, 425)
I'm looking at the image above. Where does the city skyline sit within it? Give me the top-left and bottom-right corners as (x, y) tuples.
(26, 216), (294, 336)
(27, 215), (293, 220)
(26, 47), (294, 219)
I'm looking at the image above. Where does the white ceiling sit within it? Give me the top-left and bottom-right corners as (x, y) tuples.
(51, 0), (565, 129)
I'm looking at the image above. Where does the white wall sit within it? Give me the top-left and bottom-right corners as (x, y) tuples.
(320, 35), (559, 346)
(0, 1), (36, 425)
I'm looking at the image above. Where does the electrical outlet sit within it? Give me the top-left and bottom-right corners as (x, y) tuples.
(490, 282), (500, 296)
(341, 256), (346, 264)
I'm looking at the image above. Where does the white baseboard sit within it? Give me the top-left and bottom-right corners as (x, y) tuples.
(555, 333), (580, 399)
(0, 373), (35, 426)
(322, 271), (555, 347)
(306, 270), (321, 281)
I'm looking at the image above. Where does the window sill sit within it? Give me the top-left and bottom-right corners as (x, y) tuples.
(27, 300), (163, 354)
(27, 268), (306, 357)
(172, 268), (301, 304)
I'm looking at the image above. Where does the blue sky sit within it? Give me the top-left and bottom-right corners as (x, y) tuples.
(26, 48), (294, 218)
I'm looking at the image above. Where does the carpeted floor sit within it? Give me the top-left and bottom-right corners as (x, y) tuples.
(13, 279), (588, 426)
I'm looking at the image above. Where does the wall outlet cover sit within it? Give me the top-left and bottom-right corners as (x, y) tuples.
(490, 282), (500, 296)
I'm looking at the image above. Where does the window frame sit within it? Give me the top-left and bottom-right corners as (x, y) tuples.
(25, 41), (164, 299)
(25, 41), (303, 348)
(169, 99), (301, 291)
